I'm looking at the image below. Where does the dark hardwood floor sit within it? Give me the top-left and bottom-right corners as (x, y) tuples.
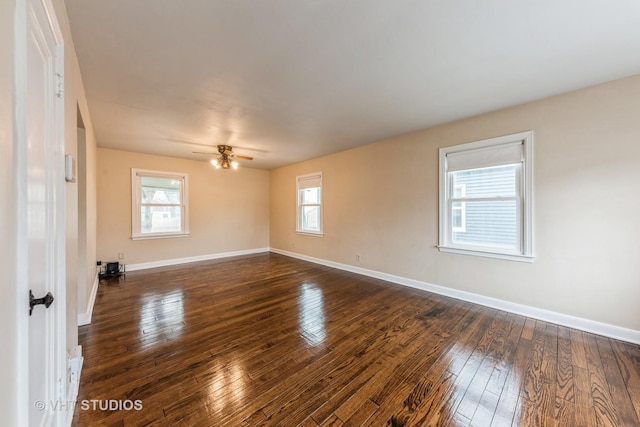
(73, 253), (640, 426)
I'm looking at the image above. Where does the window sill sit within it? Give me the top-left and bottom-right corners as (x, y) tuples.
(437, 245), (534, 263)
(296, 231), (324, 237)
(131, 232), (190, 241)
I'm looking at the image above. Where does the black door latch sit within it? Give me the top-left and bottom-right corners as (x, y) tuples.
(29, 290), (54, 316)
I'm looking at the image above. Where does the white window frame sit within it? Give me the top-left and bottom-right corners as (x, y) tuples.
(296, 172), (323, 236)
(438, 131), (534, 262)
(131, 168), (189, 240)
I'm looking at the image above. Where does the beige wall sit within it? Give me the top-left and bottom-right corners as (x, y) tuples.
(74, 82), (99, 323)
(52, 0), (100, 401)
(0, 0), (18, 423)
(54, 0), (99, 357)
(86, 128), (98, 297)
(97, 148), (270, 265)
(270, 74), (640, 332)
(76, 124), (98, 318)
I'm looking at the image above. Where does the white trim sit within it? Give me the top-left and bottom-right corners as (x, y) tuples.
(77, 268), (99, 326)
(131, 232), (190, 241)
(296, 231), (324, 237)
(65, 346), (82, 427)
(126, 248), (270, 271)
(437, 246), (535, 263)
(269, 248), (640, 345)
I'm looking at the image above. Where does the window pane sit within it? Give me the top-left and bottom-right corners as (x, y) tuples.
(451, 165), (517, 198)
(141, 177), (181, 204)
(452, 202), (463, 229)
(300, 187), (321, 204)
(141, 206), (182, 233)
(301, 206), (321, 231)
(452, 200), (517, 249)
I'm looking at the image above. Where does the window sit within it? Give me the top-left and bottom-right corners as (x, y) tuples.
(131, 169), (189, 240)
(296, 172), (323, 235)
(439, 131), (534, 262)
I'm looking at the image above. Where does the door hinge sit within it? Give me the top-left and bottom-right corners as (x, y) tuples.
(56, 73), (64, 98)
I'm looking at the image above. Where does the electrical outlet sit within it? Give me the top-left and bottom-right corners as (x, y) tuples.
(356, 254), (361, 262)
(118, 253), (124, 259)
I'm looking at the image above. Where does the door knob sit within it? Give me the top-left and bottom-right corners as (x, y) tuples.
(29, 290), (54, 316)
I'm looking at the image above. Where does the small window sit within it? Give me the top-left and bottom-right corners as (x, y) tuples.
(439, 131), (534, 262)
(296, 172), (323, 235)
(131, 169), (189, 240)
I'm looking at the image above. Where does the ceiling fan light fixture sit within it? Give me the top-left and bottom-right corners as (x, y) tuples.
(202, 145), (251, 170)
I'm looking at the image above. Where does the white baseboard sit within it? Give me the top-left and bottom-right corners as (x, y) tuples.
(126, 247), (270, 272)
(77, 267), (99, 326)
(270, 248), (640, 345)
(66, 345), (83, 427)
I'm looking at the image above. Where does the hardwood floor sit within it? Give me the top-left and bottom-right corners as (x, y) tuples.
(73, 253), (640, 426)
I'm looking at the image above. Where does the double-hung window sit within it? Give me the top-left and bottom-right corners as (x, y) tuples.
(296, 172), (323, 235)
(439, 131), (534, 262)
(131, 169), (189, 240)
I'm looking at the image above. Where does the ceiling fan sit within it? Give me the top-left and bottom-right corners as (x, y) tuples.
(193, 145), (253, 169)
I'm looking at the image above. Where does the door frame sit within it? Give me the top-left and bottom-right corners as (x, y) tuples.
(14, 0), (67, 425)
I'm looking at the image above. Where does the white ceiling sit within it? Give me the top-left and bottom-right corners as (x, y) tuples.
(64, 0), (640, 170)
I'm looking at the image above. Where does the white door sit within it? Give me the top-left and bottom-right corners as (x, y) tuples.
(16, 0), (66, 426)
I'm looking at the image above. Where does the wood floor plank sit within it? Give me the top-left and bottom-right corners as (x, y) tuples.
(554, 395), (575, 427)
(556, 325), (575, 405)
(340, 398), (378, 427)
(328, 299), (471, 423)
(318, 414), (344, 427)
(573, 366), (598, 427)
(583, 332), (620, 426)
(71, 253), (640, 426)
(610, 339), (640, 422)
(491, 323), (532, 427)
(456, 311), (514, 421)
(427, 310), (510, 426)
(595, 336), (640, 426)
(395, 369), (458, 426)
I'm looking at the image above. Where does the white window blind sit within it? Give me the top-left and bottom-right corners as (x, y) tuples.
(297, 174), (322, 189)
(446, 141), (523, 172)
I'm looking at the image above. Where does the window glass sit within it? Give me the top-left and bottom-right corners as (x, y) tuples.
(140, 206), (182, 234)
(451, 200), (518, 249)
(451, 165), (517, 198)
(301, 206), (321, 232)
(132, 169), (189, 239)
(300, 187), (321, 205)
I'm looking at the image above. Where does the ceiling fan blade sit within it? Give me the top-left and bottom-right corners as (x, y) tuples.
(192, 151), (216, 155)
(231, 155), (253, 160)
(223, 149), (233, 155)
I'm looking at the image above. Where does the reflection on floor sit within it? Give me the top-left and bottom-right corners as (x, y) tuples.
(74, 253), (640, 426)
